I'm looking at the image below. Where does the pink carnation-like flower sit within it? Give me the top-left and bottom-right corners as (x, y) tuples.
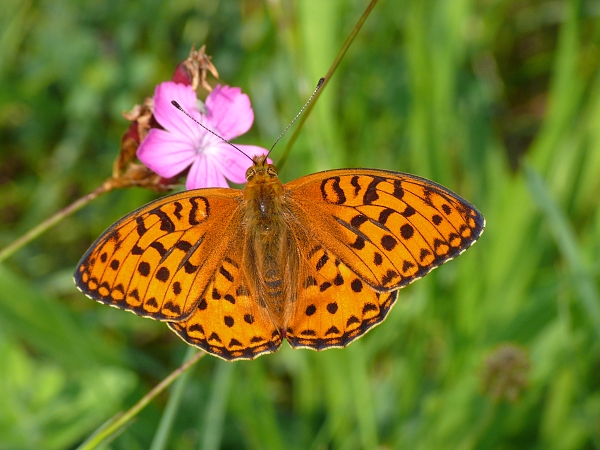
(137, 81), (268, 189)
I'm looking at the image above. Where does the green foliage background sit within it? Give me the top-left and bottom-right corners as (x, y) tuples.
(1, 0), (600, 448)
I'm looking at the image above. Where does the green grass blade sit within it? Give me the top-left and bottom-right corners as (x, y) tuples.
(524, 164), (600, 339)
(200, 360), (235, 450)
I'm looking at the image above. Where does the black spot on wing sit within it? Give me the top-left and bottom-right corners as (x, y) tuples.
(229, 338), (242, 348)
(316, 254), (329, 271)
(219, 266), (234, 282)
(149, 208), (175, 233)
(138, 262), (150, 277)
(351, 176), (361, 195)
(350, 214), (369, 228)
(321, 177), (346, 204)
(392, 179), (404, 199)
(164, 301), (181, 315)
(351, 279), (363, 292)
(400, 224), (414, 240)
(184, 261), (199, 274)
(150, 242), (167, 257)
(175, 240), (192, 252)
(173, 282), (182, 295)
(362, 303), (378, 314)
(374, 252), (383, 266)
(378, 208), (395, 226)
(136, 216), (147, 236)
(402, 205), (416, 217)
(381, 235), (397, 251)
(363, 177), (385, 204)
(320, 282), (332, 292)
(155, 266), (170, 282)
(173, 201), (183, 220)
(351, 236), (365, 250)
(189, 196), (209, 225)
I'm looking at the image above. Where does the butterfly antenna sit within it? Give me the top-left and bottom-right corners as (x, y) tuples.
(267, 77), (325, 157)
(170, 100), (254, 162)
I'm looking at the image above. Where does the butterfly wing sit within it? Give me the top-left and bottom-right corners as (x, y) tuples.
(282, 169), (484, 350)
(74, 189), (244, 322)
(285, 169), (485, 292)
(285, 230), (398, 350)
(168, 231), (283, 360)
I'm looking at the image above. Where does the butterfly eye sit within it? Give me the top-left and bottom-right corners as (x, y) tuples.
(246, 167), (256, 180)
(267, 166), (278, 177)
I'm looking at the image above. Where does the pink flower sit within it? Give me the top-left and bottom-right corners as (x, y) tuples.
(137, 82), (268, 189)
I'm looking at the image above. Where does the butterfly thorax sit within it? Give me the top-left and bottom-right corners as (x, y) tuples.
(243, 156), (284, 228)
(242, 155), (297, 328)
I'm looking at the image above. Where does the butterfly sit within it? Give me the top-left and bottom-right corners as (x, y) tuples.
(74, 154), (484, 360)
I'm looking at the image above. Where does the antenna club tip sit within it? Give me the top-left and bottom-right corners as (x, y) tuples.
(171, 100), (182, 109)
(317, 78), (325, 87)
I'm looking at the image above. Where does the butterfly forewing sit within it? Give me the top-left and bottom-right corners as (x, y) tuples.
(284, 169), (485, 292)
(75, 189), (243, 321)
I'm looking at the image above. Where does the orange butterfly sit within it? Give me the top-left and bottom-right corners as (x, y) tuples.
(75, 154), (484, 360)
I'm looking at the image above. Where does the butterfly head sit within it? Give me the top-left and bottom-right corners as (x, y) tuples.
(246, 154), (279, 183)
(244, 154), (283, 203)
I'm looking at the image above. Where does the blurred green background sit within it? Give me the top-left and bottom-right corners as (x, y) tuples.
(1, 0), (600, 448)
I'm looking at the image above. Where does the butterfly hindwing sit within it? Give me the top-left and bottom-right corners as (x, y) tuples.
(168, 233), (283, 361)
(285, 233), (398, 350)
(75, 189), (243, 321)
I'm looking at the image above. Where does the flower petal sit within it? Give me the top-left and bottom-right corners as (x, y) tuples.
(186, 154), (228, 189)
(153, 82), (204, 143)
(205, 85), (254, 140)
(210, 144), (269, 184)
(137, 128), (196, 178)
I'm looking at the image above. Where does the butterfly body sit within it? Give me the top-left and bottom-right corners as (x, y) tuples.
(242, 156), (298, 331)
(75, 155), (484, 360)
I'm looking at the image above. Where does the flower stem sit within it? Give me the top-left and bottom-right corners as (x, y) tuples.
(149, 346), (198, 450)
(277, 0), (380, 169)
(77, 350), (206, 450)
(0, 183), (112, 263)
